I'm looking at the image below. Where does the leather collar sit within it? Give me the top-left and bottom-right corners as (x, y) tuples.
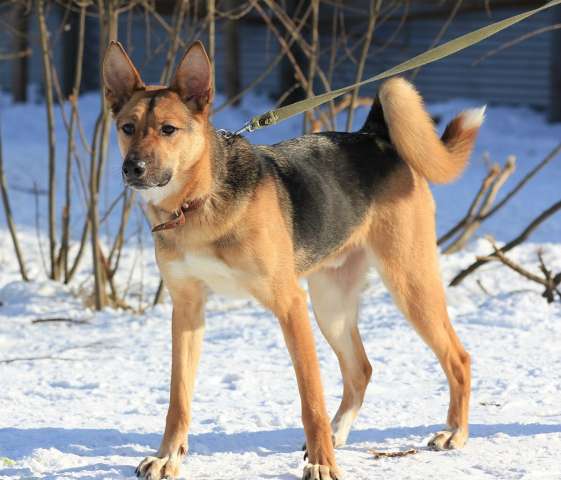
(151, 197), (206, 233)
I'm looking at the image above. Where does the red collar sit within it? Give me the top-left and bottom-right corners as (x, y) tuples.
(151, 197), (206, 233)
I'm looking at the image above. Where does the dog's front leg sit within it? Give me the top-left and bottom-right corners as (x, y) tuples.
(274, 287), (341, 480)
(136, 281), (206, 480)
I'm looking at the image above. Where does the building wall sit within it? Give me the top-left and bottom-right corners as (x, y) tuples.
(0, 2), (557, 119)
(321, 4), (554, 110)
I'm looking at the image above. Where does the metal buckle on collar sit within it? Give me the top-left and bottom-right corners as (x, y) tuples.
(216, 129), (234, 139)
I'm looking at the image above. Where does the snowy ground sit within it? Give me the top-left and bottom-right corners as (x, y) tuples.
(1, 90), (561, 479)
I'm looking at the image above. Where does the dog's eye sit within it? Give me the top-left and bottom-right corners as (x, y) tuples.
(122, 123), (135, 136)
(161, 125), (177, 136)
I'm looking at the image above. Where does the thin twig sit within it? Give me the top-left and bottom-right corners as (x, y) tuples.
(37, 0), (59, 281)
(477, 238), (545, 285)
(411, 0), (463, 80)
(443, 156), (516, 254)
(450, 199), (561, 286)
(33, 182), (49, 278)
(153, 279), (165, 306)
(371, 448), (418, 459)
(60, 3), (87, 283)
(439, 141), (561, 252)
(214, 5), (312, 113)
(473, 24), (561, 66)
(0, 48), (31, 61)
(480, 143), (561, 222)
(476, 237), (561, 303)
(207, 0), (216, 98)
(32, 317), (90, 325)
(438, 162), (500, 246)
(160, 0), (188, 85)
(345, 0), (381, 132)
(0, 116), (29, 281)
(0, 340), (105, 364)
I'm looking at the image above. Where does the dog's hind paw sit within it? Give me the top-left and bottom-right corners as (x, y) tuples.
(135, 453), (181, 480)
(428, 428), (468, 450)
(302, 463), (341, 480)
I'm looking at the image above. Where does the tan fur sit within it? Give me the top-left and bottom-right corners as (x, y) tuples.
(104, 41), (478, 480)
(308, 249), (372, 448)
(379, 77), (483, 184)
(136, 280), (206, 479)
(366, 165), (471, 447)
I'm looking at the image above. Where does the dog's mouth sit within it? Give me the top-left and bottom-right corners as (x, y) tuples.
(124, 171), (172, 190)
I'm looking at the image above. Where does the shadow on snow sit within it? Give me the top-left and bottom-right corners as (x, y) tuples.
(1, 423), (560, 478)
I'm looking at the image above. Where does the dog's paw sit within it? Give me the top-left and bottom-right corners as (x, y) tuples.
(135, 453), (181, 480)
(428, 428), (468, 450)
(302, 463), (341, 480)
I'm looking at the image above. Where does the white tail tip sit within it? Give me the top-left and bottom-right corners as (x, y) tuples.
(461, 105), (486, 130)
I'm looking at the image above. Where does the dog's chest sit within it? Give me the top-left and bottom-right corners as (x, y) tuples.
(167, 252), (250, 298)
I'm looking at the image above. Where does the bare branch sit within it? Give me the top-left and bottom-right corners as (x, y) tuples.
(37, 0), (59, 280)
(473, 24), (561, 66)
(476, 237), (561, 303)
(450, 199), (561, 286)
(443, 156), (516, 254)
(345, 0), (381, 131)
(0, 117), (29, 281)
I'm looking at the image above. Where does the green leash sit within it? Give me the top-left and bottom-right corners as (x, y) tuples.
(235, 0), (561, 135)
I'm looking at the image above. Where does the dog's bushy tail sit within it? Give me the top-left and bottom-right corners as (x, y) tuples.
(378, 77), (485, 184)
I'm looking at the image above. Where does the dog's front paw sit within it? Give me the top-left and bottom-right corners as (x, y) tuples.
(302, 463), (341, 480)
(135, 451), (183, 480)
(428, 427), (468, 450)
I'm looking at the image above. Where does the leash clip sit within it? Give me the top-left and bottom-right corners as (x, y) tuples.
(216, 125), (252, 139)
(233, 122), (254, 136)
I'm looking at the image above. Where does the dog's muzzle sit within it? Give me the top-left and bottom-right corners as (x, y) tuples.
(122, 155), (172, 190)
(123, 157), (147, 184)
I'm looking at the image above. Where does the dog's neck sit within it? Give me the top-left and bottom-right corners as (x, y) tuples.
(146, 127), (249, 233)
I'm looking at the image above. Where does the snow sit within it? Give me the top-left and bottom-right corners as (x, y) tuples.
(1, 89), (561, 479)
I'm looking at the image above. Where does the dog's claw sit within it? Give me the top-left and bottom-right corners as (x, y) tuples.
(135, 453), (182, 480)
(302, 464), (340, 480)
(428, 428), (467, 451)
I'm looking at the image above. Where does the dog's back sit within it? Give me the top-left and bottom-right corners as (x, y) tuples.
(254, 129), (400, 269)
(234, 78), (485, 272)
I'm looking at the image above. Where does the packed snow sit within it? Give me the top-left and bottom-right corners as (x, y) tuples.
(1, 89), (561, 480)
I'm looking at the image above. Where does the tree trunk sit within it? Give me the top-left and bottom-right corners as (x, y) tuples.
(549, 8), (561, 122)
(11, 2), (29, 103)
(278, 0), (307, 106)
(62, 6), (82, 97)
(224, 0), (241, 106)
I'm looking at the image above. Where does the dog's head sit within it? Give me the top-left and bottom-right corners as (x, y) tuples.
(102, 41), (213, 206)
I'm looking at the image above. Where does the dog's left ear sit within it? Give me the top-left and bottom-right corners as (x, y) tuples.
(170, 41), (213, 111)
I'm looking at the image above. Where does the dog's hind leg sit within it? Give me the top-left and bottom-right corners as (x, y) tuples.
(368, 174), (471, 450)
(308, 248), (372, 448)
(266, 280), (341, 479)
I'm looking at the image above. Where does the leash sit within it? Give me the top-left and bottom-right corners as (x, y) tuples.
(154, 1), (560, 233)
(234, 0), (561, 135)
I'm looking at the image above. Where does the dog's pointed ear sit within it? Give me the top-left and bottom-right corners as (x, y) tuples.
(170, 41), (213, 111)
(102, 41), (144, 115)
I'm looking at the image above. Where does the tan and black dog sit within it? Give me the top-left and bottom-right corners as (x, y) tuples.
(103, 40), (484, 480)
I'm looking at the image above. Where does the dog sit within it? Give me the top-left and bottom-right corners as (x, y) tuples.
(102, 40), (483, 480)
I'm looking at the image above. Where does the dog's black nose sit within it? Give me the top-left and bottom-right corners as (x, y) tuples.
(122, 159), (146, 180)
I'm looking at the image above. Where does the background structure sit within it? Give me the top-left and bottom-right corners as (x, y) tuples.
(1, 0), (561, 120)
